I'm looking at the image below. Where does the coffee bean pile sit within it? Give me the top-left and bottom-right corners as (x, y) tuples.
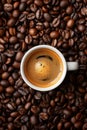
(0, 0), (87, 129)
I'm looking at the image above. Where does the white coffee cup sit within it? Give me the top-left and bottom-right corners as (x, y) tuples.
(20, 45), (78, 91)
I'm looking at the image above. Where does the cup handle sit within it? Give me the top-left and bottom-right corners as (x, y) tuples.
(67, 61), (79, 71)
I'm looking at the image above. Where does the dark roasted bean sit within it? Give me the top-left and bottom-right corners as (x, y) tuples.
(74, 121), (82, 128)
(57, 122), (63, 130)
(36, 9), (43, 19)
(21, 125), (28, 130)
(60, 0), (69, 8)
(12, 10), (20, 17)
(27, 13), (35, 20)
(39, 112), (48, 120)
(29, 28), (37, 36)
(25, 102), (31, 110)
(66, 6), (73, 14)
(0, 85), (4, 93)
(52, 17), (60, 27)
(7, 18), (16, 27)
(2, 72), (9, 79)
(82, 123), (87, 130)
(15, 51), (23, 62)
(34, 0), (43, 6)
(6, 87), (14, 94)
(19, 2), (26, 11)
(44, 13), (52, 22)
(7, 123), (14, 130)
(50, 30), (59, 38)
(67, 19), (74, 28)
(30, 115), (38, 125)
(31, 106), (40, 114)
(0, 80), (9, 87)
(4, 3), (13, 11)
(77, 24), (85, 32)
(0, 44), (5, 52)
(12, 61), (20, 69)
(9, 36), (18, 44)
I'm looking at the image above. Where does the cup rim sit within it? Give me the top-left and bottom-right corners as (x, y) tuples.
(20, 45), (67, 91)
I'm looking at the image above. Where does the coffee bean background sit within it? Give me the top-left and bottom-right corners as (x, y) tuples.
(0, 0), (87, 129)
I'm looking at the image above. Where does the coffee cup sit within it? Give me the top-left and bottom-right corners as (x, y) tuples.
(20, 45), (78, 91)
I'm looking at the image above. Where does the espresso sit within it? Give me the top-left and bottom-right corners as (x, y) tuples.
(24, 48), (63, 88)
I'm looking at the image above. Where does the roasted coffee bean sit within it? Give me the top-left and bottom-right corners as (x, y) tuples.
(34, 0), (43, 6)
(31, 106), (40, 114)
(44, 13), (52, 22)
(27, 13), (35, 20)
(2, 64), (8, 71)
(12, 61), (20, 69)
(30, 115), (38, 125)
(0, 28), (5, 37)
(9, 36), (17, 44)
(19, 2), (26, 11)
(84, 93), (87, 102)
(43, 34), (51, 43)
(7, 123), (14, 130)
(67, 19), (74, 28)
(81, 7), (87, 16)
(17, 32), (24, 39)
(64, 122), (71, 128)
(19, 13), (26, 22)
(77, 24), (85, 32)
(21, 125), (27, 130)
(39, 112), (48, 120)
(7, 103), (15, 111)
(36, 9), (43, 19)
(42, 6), (48, 12)
(2, 72), (9, 79)
(60, 0), (69, 8)
(0, 80), (9, 87)
(50, 30), (59, 39)
(12, 72), (19, 80)
(68, 39), (74, 46)
(79, 42), (86, 50)
(82, 123), (87, 130)
(4, 3), (13, 11)
(63, 109), (71, 118)
(8, 76), (14, 85)
(0, 38), (6, 44)
(71, 116), (77, 124)
(10, 112), (18, 117)
(57, 122), (63, 130)
(74, 121), (82, 128)
(19, 26), (26, 33)
(12, 10), (20, 17)
(34, 92), (42, 99)
(51, 39), (57, 46)
(25, 102), (31, 110)
(7, 18), (16, 27)
(15, 51), (23, 62)
(0, 85), (4, 93)
(30, 4), (37, 12)
(0, 44), (4, 52)
(52, 17), (60, 27)
(29, 28), (37, 36)
(6, 87), (14, 94)
(50, 100), (55, 107)
(25, 35), (32, 44)
(13, 1), (19, 9)
(66, 6), (73, 14)
(43, 0), (51, 4)
(9, 28), (16, 35)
